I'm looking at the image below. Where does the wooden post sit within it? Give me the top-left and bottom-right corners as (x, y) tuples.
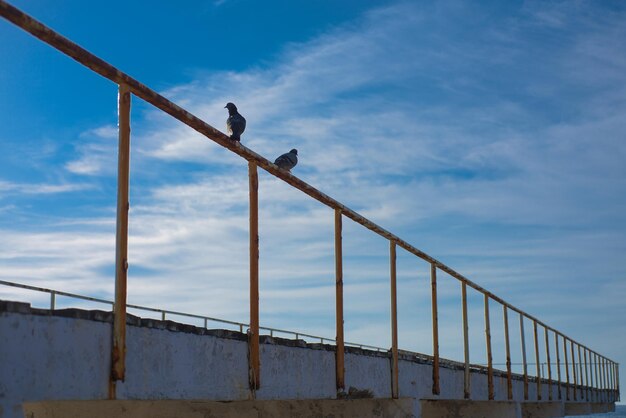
(462, 281), (470, 399)
(390, 241), (399, 399)
(555, 332), (562, 400)
(334, 209), (345, 392)
(544, 327), (552, 400)
(571, 341), (578, 401)
(503, 305), (513, 400)
(430, 263), (440, 395)
(111, 83), (131, 399)
(248, 161), (260, 391)
(533, 320), (541, 400)
(484, 294), (494, 400)
(520, 314), (528, 400)
(564, 337), (570, 400)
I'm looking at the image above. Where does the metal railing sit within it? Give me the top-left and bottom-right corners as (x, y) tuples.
(0, 279), (385, 352)
(0, 0), (619, 403)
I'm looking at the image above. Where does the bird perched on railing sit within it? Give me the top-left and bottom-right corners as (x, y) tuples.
(274, 149), (298, 171)
(224, 102), (246, 141)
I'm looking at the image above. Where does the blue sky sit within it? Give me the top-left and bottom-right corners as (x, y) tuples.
(1, 0), (625, 394)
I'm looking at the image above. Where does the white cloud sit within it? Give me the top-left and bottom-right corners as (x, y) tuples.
(2, 1), (626, 371)
(0, 180), (91, 196)
(65, 124), (119, 176)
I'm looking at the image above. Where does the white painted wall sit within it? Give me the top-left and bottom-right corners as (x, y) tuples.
(0, 304), (611, 418)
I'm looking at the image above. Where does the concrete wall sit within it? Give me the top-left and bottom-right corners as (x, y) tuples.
(0, 301), (616, 418)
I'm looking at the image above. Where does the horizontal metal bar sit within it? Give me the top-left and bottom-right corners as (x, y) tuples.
(0, 1), (618, 368)
(1, 279), (114, 306)
(0, 279), (388, 352)
(0, 0), (550, 338)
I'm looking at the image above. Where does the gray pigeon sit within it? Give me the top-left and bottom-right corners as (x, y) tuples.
(274, 149), (298, 171)
(224, 102), (246, 141)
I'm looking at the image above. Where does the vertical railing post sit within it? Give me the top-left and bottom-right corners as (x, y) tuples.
(564, 336), (570, 400)
(555, 332), (562, 400)
(389, 241), (399, 399)
(248, 161), (260, 391)
(462, 281), (470, 399)
(50, 291), (56, 310)
(503, 305), (513, 400)
(334, 208), (345, 392)
(599, 356), (604, 402)
(613, 361), (617, 402)
(606, 359), (613, 402)
(544, 327), (552, 400)
(602, 357), (608, 402)
(520, 314), (528, 401)
(111, 83), (131, 399)
(571, 341), (578, 401)
(588, 349), (594, 402)
(484, 294), (494, 400)
(430, 263), (440, 395)
(607, 360), (615, 402)
(591, 350), (596, 402)
(611, 361), (616, 402)
(577, 345), (584, 401)
(613, 363), (622, 402)
(583, 347), (590, 402)
(533, 320), (541, 400)
(593, 351), (602, 402)
(606, 359), (611, 402)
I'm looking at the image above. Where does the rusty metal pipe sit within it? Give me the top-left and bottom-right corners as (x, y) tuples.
(564, 337), (570, 400)
(520, 314), (528, 401)
(334, 209), (345, 391)
(555, 332), (562, 400)
(544, 327), (552, 400)
(111, 83), (131, 398)
(389, 241), (399, 399)
(503, 305), (513, 400)
(533, 320), (541, 400)
(0, 0), (619, 373)
(462, 282), (470, 399)
(430, 264), (440, 395)
(484, 294), (494, 400)
(571, 341), (578, 401)
(248, 162), (260, 391)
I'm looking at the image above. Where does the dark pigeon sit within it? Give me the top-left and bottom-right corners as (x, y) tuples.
(274, 149), (298, 171)
(224, 102), (246, 141)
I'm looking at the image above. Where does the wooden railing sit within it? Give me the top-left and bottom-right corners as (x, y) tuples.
(0, 0), (619, 403)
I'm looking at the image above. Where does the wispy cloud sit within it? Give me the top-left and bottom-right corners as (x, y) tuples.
(0, 180), (91, 195)
(1, 0), (625, 366)
(65, 124), (118, 176)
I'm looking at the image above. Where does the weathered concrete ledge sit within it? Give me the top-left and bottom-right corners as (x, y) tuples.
(420, 399), (522, 418)
(521, 401), (564, 418)
(2, 299), (617, 418)
(591, 402), (616, 413)
(23, 399), (416, 418)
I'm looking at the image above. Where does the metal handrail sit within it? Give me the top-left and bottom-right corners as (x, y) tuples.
(0, 279), (384, 351)
(0, 0), (601, 354)
(0, 0), (619, 402)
